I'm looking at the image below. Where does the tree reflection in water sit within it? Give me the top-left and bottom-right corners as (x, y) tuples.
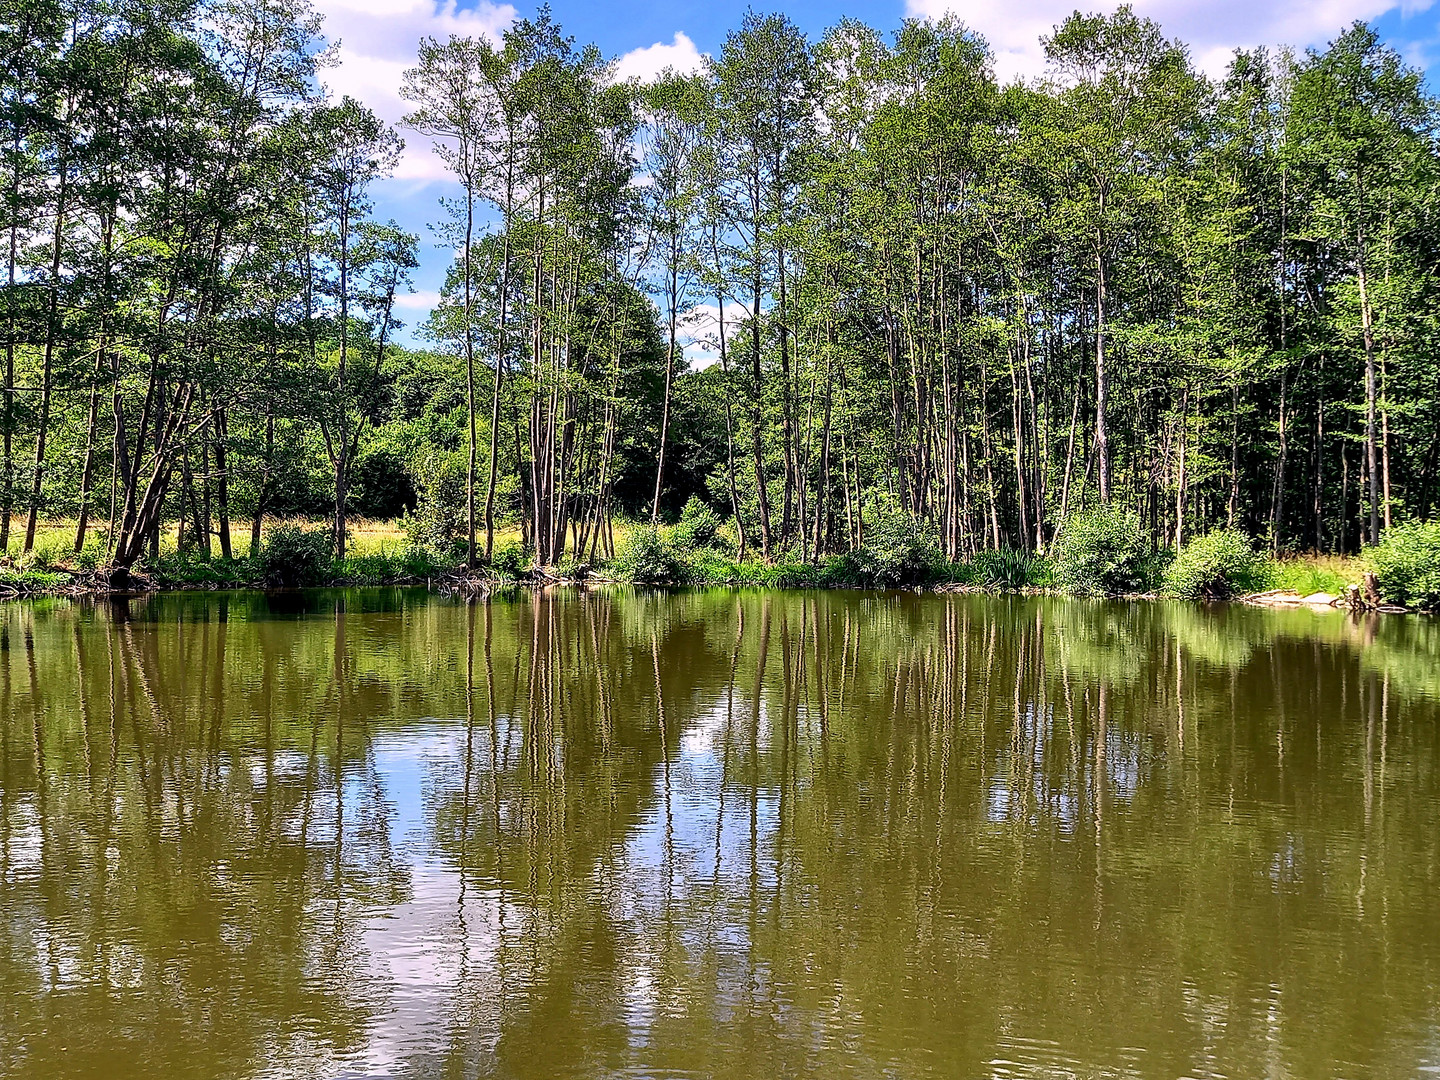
(0, 587), (1437, 1078)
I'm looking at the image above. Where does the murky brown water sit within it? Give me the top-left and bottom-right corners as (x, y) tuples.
(1, 587), (1438, 1079)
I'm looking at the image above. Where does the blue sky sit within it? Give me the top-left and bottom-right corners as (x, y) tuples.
(311, 0), (1440, 347)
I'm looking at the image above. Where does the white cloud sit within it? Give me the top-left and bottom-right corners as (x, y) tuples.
(903, 0), (1434, 81)
(312, 0), (516, 182)
(394, 288), (442, 310)
(612, 32), (707, 84)
(1399, 30), (1440, 70)
(679, 301), (753, 367)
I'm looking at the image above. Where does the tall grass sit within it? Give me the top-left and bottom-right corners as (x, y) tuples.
(1267, 555), (1360, 596)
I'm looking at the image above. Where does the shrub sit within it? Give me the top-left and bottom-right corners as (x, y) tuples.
(968, 548), (1051, 590)
(403, 452), (468, 557)
(341, 546), (443, 585)
(490, 539), (532, 580)
(686, 549), (739, 585)
(610, 526), (689, 585)
(23, 533), (71, 571)
(0, 565), (66, 591)
(1368, 521), (1440, 610)
(853, 507), (942, 588)
(1163, 528), (1269, 600)
(73, 532), (108, 571)
(259, 524), (334, 587)
(814, 552), (866, 588)
(671, 496), (724, 553)
(1136, 547), (1175, 592)
(1051, 504), (1148, 596)
(148, 550), (253, 588)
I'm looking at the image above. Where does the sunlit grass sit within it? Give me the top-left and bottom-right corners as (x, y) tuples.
(1267, 554), (1365, 596)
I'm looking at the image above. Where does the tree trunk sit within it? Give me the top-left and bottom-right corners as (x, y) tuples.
(1056, 373), (1082, 542)
(812, 345), (833, 559)
(251, 409), (273, 557)
(1008, 341), (1029, 550)
(1226, 385), (1240, 529)
(214, 408), (231, 559)
(1380, 356), (1392, 531)
(716, 290), (746, 561)
(199, 416), (212, 559)
(1357, 253), (1380, 544)
(750, 229), (772, 560)
(1270, 366), (1288, 556)
(483, 167), (513, 562)
(1312, 370), (1325, 552)
(463, 168), (477, 569)
(1094, 243), (1111, 503)
(1175, 386), (1189, 549)
(74, 351), (103, 553)
(651, 253), (679, 524)
(334, 196), (351, 563)
(24, 155), (67, 554)
(1, 128), (17, 553)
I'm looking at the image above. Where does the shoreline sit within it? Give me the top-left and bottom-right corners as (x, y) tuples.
(3, 566), (1428, 616)
(2, 523), (1427, 613)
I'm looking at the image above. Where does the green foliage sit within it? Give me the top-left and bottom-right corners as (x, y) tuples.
(1268, 557), (1357, 597)
(15, 532), (109, 574)
(853, 508), (943, 589)
(1051, 505), (1150, 596)
(404, 453), (468, 558)
(259, 526), (335, 588)
(1137, 548), (1176, 592)
(683, 550), (747, 585)
(1163, 529), (1269, 600)
(340, 547), (444, 585)
(22, 534), (73, 572)
(553, 553), (590, 582)
(142, 539), (449, 590)
(350, 450), (417, 519)
(684, 551), (855, 589)
(967, 548), (1052, 590)
(71, 534), (108, 571)
(1368, 522), (1440, 609)
(811, 554), (867, 588)
(146, 552), (254, 589)
(0, 566), (68, 591)
(490, 540), (533, 581)
(676, 531), (1050, 594)
(671, 497), (724, 553)
(609, 527), (690, 585)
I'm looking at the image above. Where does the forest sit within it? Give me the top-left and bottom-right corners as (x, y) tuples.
(4, 0), (1440, 583)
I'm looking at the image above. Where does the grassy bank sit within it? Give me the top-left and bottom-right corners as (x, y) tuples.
(612, 536), (1369, 599)
(0, 518), (459, 594)
(0, 513), (1424, 612)
(0, 517), (625, 594)
(597, 506), (1438, 612)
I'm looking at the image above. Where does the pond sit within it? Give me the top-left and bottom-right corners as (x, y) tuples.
(1, 588), (1438, 1079)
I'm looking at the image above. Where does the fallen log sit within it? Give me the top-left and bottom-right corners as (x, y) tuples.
(1240, 589), (1342, 609)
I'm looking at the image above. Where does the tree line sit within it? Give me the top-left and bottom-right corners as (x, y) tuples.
(4, 0), (1439, 573)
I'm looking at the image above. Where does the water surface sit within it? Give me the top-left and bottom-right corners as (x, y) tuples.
(2, 588), (1438, 1078)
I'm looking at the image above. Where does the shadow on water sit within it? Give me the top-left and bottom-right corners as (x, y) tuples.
(96, 586), (443, 623)
(0, 587), (1437, 1078)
